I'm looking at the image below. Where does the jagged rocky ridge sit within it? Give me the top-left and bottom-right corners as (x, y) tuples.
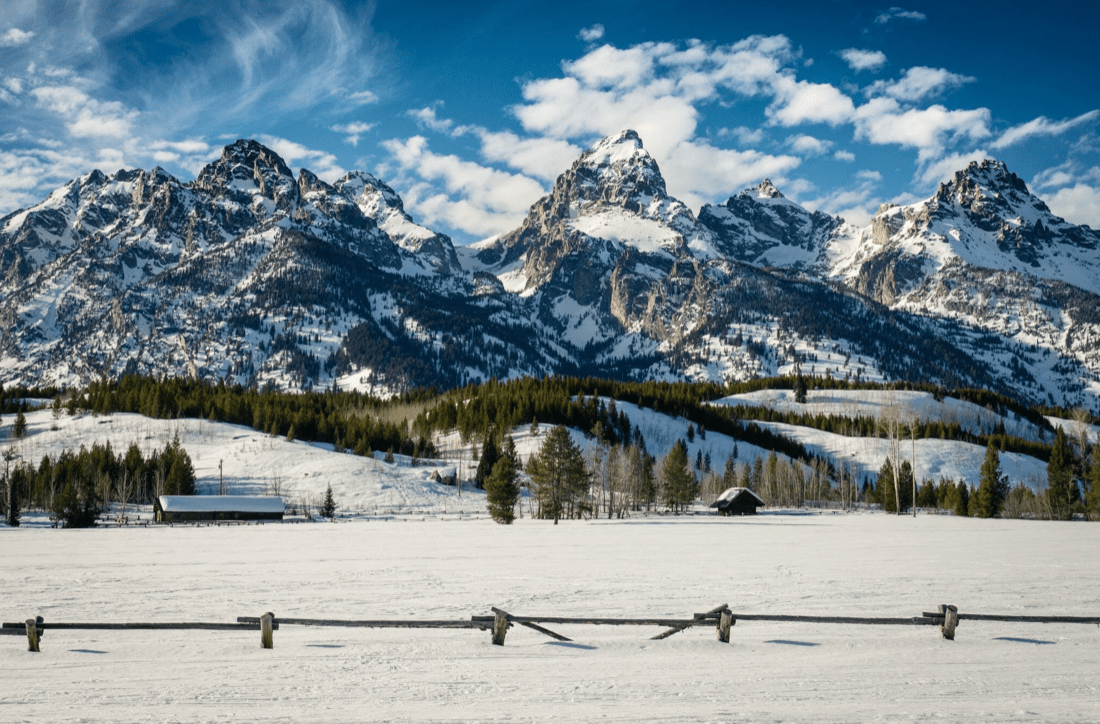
(2, 133), (1098, 409)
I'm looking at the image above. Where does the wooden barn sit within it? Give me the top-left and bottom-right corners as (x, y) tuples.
(155, 496), (285, 523)
(710, 487), (765, 516)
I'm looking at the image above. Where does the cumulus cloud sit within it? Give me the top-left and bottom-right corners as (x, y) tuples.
(875, 7), (927, 24)
(578, 24), (605, 42)
(720, 126), (766, 145)
(331, 121), (375, 146)
(31, 84), (137, 138)
(854, 98), (990, 161)
(256, 135), (345, 182)
(455, 127), (582, 182)
(915, 149), (990, 187)
(833, 149), (856, 162)
(1045, 184), (1100, 229)
(347, 90), (379, 105)
(381, 136), (547, 238)
(839, 48), (887, 73)
(866, 67), (974, 102)
(0, 28), (34, 47)
(409, 105), (455, 134)
(991, 110), (1100, 150)
(787, 134), (832, 155)
(658, 139), (801, 210)
(767, 76), (855, 126)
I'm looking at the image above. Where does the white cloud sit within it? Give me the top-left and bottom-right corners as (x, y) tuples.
(381, 135), (547, 237)
(256, 135), (345, 182)
(1032, 162), (1100, 191)
(787, 134), (831, 155)
(31, 85), (137, 138)
(564, 43), (663, 89)
(866, 67), (974, 102)
(833, 149), (856, 162)
(409, 105), (455, 134)
(991, 110), (1100, 150)
(1044, 184), (1100, 229)
(915, 149), (990, 187)
(347, 90), (379, 105)
(721, 126), (765, 145)
(767, 76), (855, 127)
(839, 48), (887, 73)
(875, 7), (927, 24)
(659, 139), (801, 210)
(856, 170), (883, 182)
(456, 127), (582, 182)
(854, 98), (991, 161)
(0, 28), (34, 47)
(331, 121), (375, 146)
(578, 24), (605, 42)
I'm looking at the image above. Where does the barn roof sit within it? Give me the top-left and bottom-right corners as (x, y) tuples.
(709, 487), (765, 507)
(157, 496), (285, 513)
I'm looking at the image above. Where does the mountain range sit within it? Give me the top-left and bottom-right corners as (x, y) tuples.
(2, 131), (1098, 410)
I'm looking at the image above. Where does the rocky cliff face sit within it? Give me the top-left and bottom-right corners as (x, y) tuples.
(2, 136), (1098, 409)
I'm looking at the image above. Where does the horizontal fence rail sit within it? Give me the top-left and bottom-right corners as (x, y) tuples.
(6, 602), (1099, 652)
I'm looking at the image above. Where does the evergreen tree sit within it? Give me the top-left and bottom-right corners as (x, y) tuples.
(877, 458), (913, 513)
(164, 433), (196, 496)
(722, 453), (737, 487)
(1087, 453), (1100, 521)
(475, 434), (501, 490)
(526, 425), (589, 523)
(794, 368), (808, 404)
(660, 439), (697, 513)
(975, 443), (1009, 518)
(952, 480), (970, 517)
(1046, 427), (1075, 520)
(485, 455), (520, 524)
(13, 410), (26, 439)
(321, 484), (336, 519)
(52, 470), (99, 528)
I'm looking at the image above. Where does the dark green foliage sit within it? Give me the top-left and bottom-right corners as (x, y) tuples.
(475, 434), (500, 490)
(485, 455), (519, 524)
(69, 375), (435, 463)
(975, 443), (1009, 518)
(916, 479), (937, 508)
(13, 410), (26, 439)
(1087, 454), (1100, 520)
(876, 458), (913, 513)
(951, 480), (970, 517)
(163, 433), (196, 496)
(793, 368), (807, 404)
(526, 425), (590, 522)
(321, 484), (336, 519)
(1046, 427), (1076, 520)
(660, 439), (697, 513)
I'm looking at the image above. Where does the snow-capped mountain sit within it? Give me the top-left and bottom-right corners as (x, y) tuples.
(2, 135), (1098, 409)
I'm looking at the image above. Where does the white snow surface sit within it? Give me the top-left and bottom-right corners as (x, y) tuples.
(569, 210), (679, 254)
(2, 515), (1099, 722)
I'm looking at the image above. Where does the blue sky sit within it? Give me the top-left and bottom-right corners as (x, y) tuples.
(2, 0), (1099, 243)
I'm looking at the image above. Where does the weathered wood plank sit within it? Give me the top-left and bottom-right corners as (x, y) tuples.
(698, 613), (941, 625)
(652, 603), (728, 640)
(922, 612), (1100, 624)
(491, 609), (508, 646)
(4, 622), (276, 630)
(238, 617), (490, 629)
(260, 612), (274, 649)
(26, 619), (40, 652)
(491, 607), (572, 642)
(717, 609), (734, 643)
(939, 604), (958, 640)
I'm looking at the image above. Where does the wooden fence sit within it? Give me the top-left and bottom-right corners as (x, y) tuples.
(5, 603), (1098, 652)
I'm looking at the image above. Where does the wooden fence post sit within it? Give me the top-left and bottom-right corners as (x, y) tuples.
(26, 618), (41, 652)
(491, 610), (508, 646)
(717, 609), (734, 643)
(939, 604), (958, 640)
(260, 612), (274, 649)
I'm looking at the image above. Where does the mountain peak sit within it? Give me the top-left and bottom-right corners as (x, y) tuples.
(578, 129), (649, 169)
(753, 179), (784, 199)
(943, 158), (1029, 198)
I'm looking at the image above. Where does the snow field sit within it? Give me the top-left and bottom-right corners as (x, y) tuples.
(2, 515), (1098, 723)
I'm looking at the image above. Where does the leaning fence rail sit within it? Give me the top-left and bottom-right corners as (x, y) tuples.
(5, 603), (1099, 651)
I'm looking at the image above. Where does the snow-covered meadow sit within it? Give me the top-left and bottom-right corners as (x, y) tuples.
(2, 514), (1098, 723)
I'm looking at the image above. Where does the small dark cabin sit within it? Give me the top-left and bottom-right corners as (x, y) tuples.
(710, 487), (764, 516)
(155, 496), (285, 523)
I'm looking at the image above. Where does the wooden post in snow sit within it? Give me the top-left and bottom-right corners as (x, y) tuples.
(717, 609), (734, 643)
(939, 604), (958, 640)
(26, 617), (41, 652)
(491, 609), (508, 646)
(260, 612), (274, 649)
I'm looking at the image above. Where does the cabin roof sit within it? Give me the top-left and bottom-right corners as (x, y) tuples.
(157, 496), (285, 513)
(709, 487), (765, 507)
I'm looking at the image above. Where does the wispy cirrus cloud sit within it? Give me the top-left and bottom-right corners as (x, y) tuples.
(991, 110), (1100, 150)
